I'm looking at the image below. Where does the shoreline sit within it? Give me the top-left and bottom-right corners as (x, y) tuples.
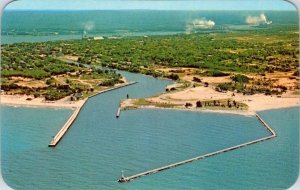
(2, 94), (298, 115)
(123, 105), (256, 116)
(122, 104), (299, 116)
(1, 77), (299, 115)
(0, 82), (138, 110)
(0, 95), (85, 109)
(120, 80), (299, 114)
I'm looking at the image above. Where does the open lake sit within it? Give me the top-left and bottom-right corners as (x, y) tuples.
(2, 10), (298, 44)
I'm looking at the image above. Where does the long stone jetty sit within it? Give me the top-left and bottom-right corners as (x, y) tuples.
(48, 104), (84, 147)
(48, 82), (138, 147)
(118, 113), (276, 182)
(88, 82), (137, 98)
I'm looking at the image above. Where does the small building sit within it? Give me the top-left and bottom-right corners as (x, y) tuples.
(94, 36), (104, 40)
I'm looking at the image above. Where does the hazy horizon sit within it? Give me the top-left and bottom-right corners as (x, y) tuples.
(5, 0), (297, 11)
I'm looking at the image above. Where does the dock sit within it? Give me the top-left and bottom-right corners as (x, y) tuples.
(118, 113), (276, 182)
(49, 81), (138, 147)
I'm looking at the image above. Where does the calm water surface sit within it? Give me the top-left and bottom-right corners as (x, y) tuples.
(1, 71), (298, 189)
(2, 10), (298, 44)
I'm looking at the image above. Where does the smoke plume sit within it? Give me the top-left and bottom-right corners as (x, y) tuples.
(186, 18), (215, 34)
(83, 21), (95, 31)
(246, 14), (272, 25)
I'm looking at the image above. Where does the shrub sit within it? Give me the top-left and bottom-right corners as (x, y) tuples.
(193, 77), (202, 82)
(293, 69), (299, 76)
(231, 74), (249, 83)
(185, 102), (193, 107)
(217, 83), (235, 91)
(208, 70), (230, 77)
(45, 89), (73, 101)
(100, 78), (118, 86)
(196, 101), (202, 108)
(168, 73), (179, 80)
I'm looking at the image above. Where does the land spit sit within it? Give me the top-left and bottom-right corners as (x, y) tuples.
(118, 113), (276, 182)
(48, 82), (138, 147)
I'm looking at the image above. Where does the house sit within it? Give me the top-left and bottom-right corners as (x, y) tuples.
(71, 92), (83, 101)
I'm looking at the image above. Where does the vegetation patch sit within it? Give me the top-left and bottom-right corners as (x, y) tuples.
(1, 26), (298, 99)
(130, 98), (180, 109)
(199, 70), (230, 77)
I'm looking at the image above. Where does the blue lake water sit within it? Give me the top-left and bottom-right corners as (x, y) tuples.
(1, 71), (298, 189)
(2, 10), (298, 44)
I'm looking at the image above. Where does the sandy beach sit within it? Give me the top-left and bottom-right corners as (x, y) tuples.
(155, 85), (299, 111)
(121, 82), (299, 114)
(1, 77), (299, 114)
(0, 94), (86, 109)
(2, 84), (299, 114)
(0, 82), (137, 109)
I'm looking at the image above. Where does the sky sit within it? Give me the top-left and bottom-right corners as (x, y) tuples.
(5, 0), (297, 11)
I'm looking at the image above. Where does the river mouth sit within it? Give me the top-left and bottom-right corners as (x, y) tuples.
(1, 7), (299, 189)
(1, 70), (276, 189)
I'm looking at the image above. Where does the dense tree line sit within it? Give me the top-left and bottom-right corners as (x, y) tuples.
(1, 25), (298, 99)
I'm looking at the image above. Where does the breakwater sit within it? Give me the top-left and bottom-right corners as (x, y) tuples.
(118, 113), (276, 182)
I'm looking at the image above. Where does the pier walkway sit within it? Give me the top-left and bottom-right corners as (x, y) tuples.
(48, 105), (84, 147)
(118, 113), (276, 182)
(88, 82), (137, 98)
(49, 82), (138, 147)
